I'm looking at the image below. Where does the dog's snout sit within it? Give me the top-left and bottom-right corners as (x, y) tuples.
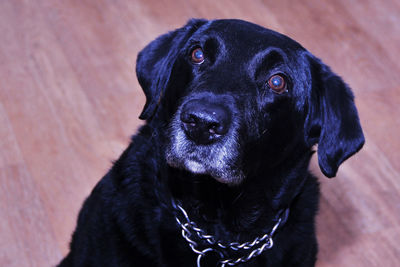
(180, 99), (231, 144)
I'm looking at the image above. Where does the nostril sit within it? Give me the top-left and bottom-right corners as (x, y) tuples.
(209, 123), (217, 135)
(181, 114), (199, 128)
(208, 122), (225, 135)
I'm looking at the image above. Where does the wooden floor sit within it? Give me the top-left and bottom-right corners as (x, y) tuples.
(0, 1), (399, 266)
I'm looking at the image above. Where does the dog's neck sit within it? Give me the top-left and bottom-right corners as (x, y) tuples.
(165, 148), (313, 233)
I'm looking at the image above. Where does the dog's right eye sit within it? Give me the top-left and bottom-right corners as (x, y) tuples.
(267, 74), (287, 94)
(191, 48), (205, 64)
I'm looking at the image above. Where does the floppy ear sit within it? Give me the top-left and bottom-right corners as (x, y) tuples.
(136, 19), (207, 120)
(305, 55), (365, 178)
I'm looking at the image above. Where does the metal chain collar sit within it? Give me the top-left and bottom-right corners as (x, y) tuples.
(172, 200), (288, 267)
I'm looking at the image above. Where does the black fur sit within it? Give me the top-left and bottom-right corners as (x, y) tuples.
(59, 19), (364, 267)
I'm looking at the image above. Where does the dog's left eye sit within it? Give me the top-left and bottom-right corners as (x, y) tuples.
(191, 48), (205, 64)
(267, 74), (287, 94)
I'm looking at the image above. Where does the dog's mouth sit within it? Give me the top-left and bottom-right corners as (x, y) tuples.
(165, 116), (244, 185)
(166, 153), (244, 185)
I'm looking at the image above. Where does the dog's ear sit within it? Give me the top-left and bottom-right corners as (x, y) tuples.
(305, 55), (365, 178)
(136, 19), (207, 120)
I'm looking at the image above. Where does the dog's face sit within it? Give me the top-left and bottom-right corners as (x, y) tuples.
(136, 19), (364, 185)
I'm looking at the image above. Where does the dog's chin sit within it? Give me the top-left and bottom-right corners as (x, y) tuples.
(183, 159), (207, 174)
(166, 156), (244, 185)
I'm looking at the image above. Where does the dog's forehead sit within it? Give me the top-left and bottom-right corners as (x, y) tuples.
(193, 19), (303, 54)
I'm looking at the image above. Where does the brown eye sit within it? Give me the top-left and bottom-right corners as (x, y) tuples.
(191, 48), (204, 64)
(267, 74), (287, 94)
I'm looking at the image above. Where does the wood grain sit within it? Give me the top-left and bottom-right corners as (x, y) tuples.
(0, 1), (398, 266)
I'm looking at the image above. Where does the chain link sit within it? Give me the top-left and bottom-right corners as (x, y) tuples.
(172, 200), (287, 266)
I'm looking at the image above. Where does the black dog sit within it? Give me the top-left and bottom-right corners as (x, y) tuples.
(59, 19), (364, 267)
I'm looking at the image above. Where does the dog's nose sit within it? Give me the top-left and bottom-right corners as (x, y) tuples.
(180, 99), (231, 144)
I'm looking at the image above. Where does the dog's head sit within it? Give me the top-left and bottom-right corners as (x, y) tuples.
(136, 19), (364, 185)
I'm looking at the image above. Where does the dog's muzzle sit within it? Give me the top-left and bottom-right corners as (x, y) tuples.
(166, 94), (244, 185)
